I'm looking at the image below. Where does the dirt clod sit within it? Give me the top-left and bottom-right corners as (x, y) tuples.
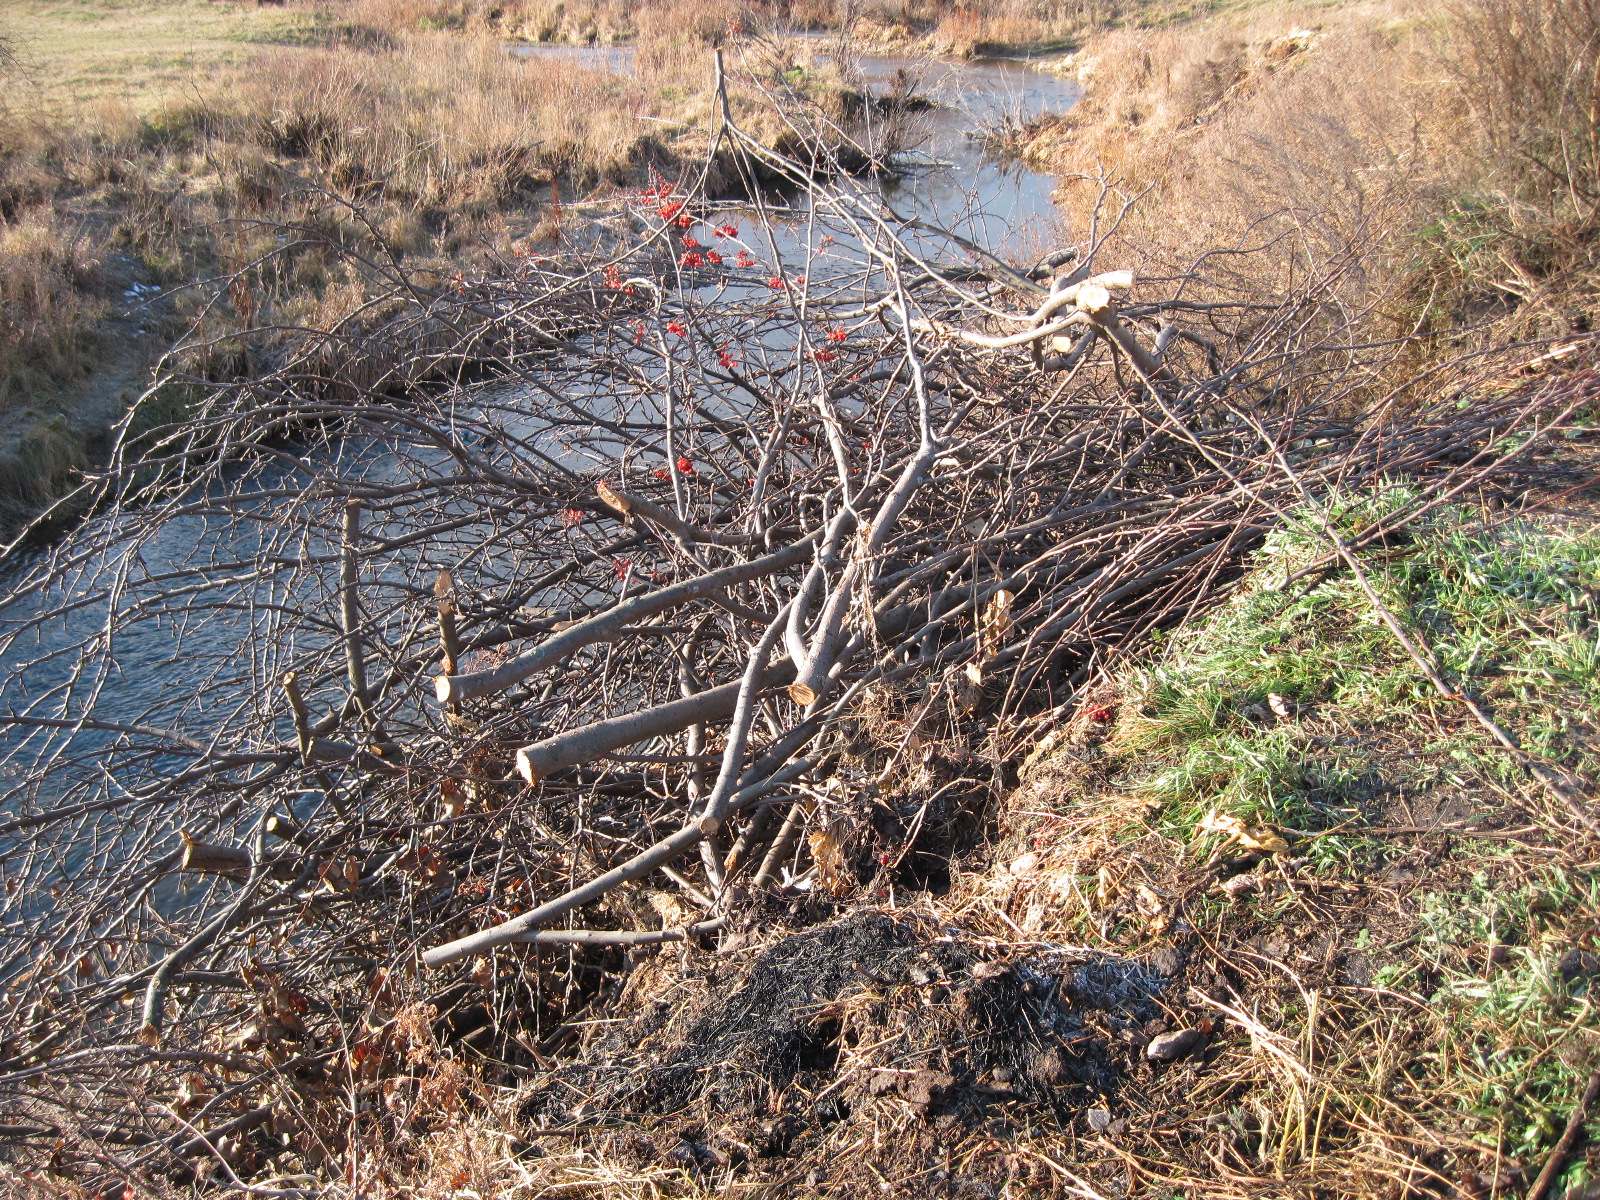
(1146, 1028), (1204, 1062)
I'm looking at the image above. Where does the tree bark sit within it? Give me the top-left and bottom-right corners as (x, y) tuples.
(436, 537), (814, 705)
(514, 663), (794, 783)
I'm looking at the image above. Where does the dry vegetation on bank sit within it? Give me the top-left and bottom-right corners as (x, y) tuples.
(1013, 0), (1600, 354)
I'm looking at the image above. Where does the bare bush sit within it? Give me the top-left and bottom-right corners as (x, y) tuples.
(1450, 0), (1600, 219)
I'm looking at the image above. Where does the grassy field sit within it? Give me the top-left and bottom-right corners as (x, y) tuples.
(4, 0), (334, 108)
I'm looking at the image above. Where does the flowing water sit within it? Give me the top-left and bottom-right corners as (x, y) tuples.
(0, 43), (1081, 837)
(514, 38), (1081, 258)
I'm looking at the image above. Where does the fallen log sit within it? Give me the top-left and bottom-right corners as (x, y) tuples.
(513, 663), (796, 783)
(435, 536), (816, 705)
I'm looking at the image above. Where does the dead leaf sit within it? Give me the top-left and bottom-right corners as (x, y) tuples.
(809, 821), (851, 894)
(1135, 883), (1170, 934)
(647, 891), (691, 930)
(1219, 872), (1262, 899)
(440, 778), (466, 820)
(1095, 864), (1120, 906)
(978, 589), (1013, 660)
(1197, 809), (1289, 855)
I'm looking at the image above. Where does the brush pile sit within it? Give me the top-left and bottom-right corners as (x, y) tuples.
(0, 91), (1588, 1196)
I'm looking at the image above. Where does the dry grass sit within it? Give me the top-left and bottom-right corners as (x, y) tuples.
(1021, 3), (1438, 302)
(0, 0), (331, 108)
(0, 215), (104, 407)
(1018, 0), (1600, 350)
(336, 0), (1123, 51)
(236, 34), (644, 199)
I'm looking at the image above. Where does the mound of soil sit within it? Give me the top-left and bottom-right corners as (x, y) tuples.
(519, 910), (1183, 1185)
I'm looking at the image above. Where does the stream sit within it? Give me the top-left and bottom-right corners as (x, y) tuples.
(0, 45), (1081, 874)
(517, 38), (1080, 259)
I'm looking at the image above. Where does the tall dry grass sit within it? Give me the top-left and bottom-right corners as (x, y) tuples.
(1024, 7), (1431, 316)
(342, 0), (762, 42)
(928, 0), (1114, 53)
(337, 0), (1119, 51)
(0, 213), (104, 407)
(236, 34), (647, 202)
(1031, 0), (1600, 343)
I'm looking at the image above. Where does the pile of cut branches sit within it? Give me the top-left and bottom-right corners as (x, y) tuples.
(0, 75), (1589, 1196)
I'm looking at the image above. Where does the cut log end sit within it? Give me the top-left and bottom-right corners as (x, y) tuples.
(787, 682), (818, 707)
(434, 674), (457, 705)
(515, 749), (538, 785)
(180, 831), (251, 877)
(596, 479), (632, 517)
(1076, 283), (1112, 314)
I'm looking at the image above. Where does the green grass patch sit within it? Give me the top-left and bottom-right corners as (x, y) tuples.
(1115, 490), (1600, 856)
(1416, 860), (1600, 1188)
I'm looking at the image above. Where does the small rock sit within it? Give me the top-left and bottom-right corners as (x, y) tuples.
(1086, 1107), (1113, 1133)
(901, 1069), (956, 1111)
(1267, 692), (1293, 719)
(990, 1066), (1014, 1084)
(867, 1069), (900, 1097)
(1557, 947), (1600, 979)
(1341, 954), (1373, 987)
(1146, 1028), (1204, 1062)
(1219, 873), (1261, 899)
(970, 959), (1011, 981)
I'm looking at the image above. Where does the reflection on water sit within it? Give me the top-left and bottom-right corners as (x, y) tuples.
(848, 50), (1079, 258)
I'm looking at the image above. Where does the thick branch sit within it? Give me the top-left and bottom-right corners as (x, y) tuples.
(435, 537), (814, 704)
(514, 663), (795, 783)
